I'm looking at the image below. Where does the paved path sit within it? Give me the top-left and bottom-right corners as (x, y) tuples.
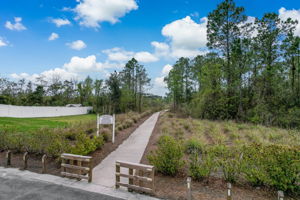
(0, 176), (121, 200)
(93, 112), (160, 187)
(0, 167), (159, 200)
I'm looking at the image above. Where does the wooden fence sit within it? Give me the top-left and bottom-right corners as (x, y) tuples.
(61, 153), (93, 183)
(115, 161), (155, 194)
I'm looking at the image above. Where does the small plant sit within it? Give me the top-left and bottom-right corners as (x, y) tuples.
(217, 146), (243, 183)
(148, 135), (184, 176)
(185, 138), (203, 154)
(100, 128), (111, 142)
(189, 151), (216, 180)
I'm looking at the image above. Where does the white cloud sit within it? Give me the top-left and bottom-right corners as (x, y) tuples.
(51, 18), (71, 27)
(102, 48), (133, 62)
(152, 64), (173, 96)
(48, 33), (59, 41)
(10, 55), (118, 82)
(134, 51), (158, 62)
(162, 16), (207, 58)
(279, 7), (300, 36)
(10, 73), (31, 80)
(155, 76), (166, 88)
(103, 47), (158, 63)
(5, 17), (26, 31)
(67, 40), (87, 50)
(151, 41), (170, 57)
(63, 55), (115, 73)
(162, 64), (173, 76)
(74, 0), (138, 28)
(40, 68), (78, 81)
(0, 38), (8, 47)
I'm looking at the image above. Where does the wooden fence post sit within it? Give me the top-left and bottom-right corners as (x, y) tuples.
(138, 170), (144, 188)
(42, 154), (47, 174)
(6, 150), (11, 166)
(23, 152), (28, 170)
(88, 158), (93, 183)
(278, 191), (284, 200)
(128, 168), (134, 192)
(227, 183), (232, 200)
(116, 162), (120, 189)
(187, 177), (192, 200)
(151, 167), (155, 194)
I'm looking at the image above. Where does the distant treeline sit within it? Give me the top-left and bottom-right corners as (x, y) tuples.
(165, 0), (300, 128)
(0, 58), (163, 113)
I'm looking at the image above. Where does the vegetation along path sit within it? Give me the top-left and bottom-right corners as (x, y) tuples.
(93, 112), (160, 187)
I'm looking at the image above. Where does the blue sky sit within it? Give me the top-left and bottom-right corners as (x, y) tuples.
(0, 0), (300, 95)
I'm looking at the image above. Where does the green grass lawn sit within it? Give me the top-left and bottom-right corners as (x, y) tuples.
(0, 114), (96, 132)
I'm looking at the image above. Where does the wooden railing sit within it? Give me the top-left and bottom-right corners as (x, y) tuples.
(61, 153), (93, 183)
(115, 161), (155, 194)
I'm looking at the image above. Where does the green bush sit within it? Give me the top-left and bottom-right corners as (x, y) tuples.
(148, 135), (184, 176)
(242, 144), (269, 186)
(71, 133), (104, 155)
(256, 144), (299, 193)
(189, 151), (216, 180)
(217, 146), (243, 183)
(185, 138), (203, 154)
(0, 125), (105, 157)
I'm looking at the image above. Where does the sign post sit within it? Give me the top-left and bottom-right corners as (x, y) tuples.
(97, 114), (116, 143)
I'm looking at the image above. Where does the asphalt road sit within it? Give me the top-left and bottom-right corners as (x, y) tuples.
(0, 177), (123, 200)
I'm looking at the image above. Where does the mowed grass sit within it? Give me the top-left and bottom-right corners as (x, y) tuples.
(159, 112), (300, 147)
(0, 114), (96, 132)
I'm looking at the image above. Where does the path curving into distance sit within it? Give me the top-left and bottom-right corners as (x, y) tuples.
(92, 112), (160, 187)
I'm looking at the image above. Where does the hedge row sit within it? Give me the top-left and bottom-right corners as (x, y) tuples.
(148, 135), (300, 195)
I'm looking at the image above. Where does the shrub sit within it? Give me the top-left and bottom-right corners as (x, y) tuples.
(148, 135), (184, 176)
(255, 144), (300, 193)
(216, 146), (243, 183)
(71, 133), (104, 155)
(100, 128), (111, 142)
(185, 138), (203, 154)
(242, 144), (269, 186)
(189, 151), (216, 180)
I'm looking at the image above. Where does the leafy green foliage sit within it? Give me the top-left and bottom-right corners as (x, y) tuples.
(164, 0), (300, 129)
(184, 138), (203, 154)
(148, 135), (184, 176)
(189, 151), (216, 180)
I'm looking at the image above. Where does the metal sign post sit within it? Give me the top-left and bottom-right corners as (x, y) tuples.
(96, 114), (116, 143)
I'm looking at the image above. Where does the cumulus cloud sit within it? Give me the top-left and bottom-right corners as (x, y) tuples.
(48, 33), (59, 41)
(5, 17), (26, 31)
(73, 0), (138, 28)
(151, 41), (170, 57)
(154, 76), (166, 88)
(10, 55), (119, 82)
(103, 47), (158, 63)
(102, 48), (134, 62)
(162, 16), (207, 58)
(51, 18), (71, 27)
(279, 7), (300, 36)
(63, 55), (116, 73)
(134, 51), (158, 62)
(161, 64), (173, 76)
(152, 64), (173, 95)
(67, 40), (87, 50)
(0, 38), (8, 47)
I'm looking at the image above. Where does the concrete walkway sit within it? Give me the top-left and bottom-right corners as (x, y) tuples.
(93, 112), (160, 187)
(0, 167), (159, 200)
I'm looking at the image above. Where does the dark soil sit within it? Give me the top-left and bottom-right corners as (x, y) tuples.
(0, 114), (151, 177)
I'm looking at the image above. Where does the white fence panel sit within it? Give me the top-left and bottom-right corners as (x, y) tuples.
(0, 104), (92, 118)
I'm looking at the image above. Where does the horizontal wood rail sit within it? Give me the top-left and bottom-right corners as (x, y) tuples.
(61, 153), (93, 183)
(115, 161), (155, 194)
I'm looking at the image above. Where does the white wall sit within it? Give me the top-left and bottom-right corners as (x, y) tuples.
(0, 104), (93, 118)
